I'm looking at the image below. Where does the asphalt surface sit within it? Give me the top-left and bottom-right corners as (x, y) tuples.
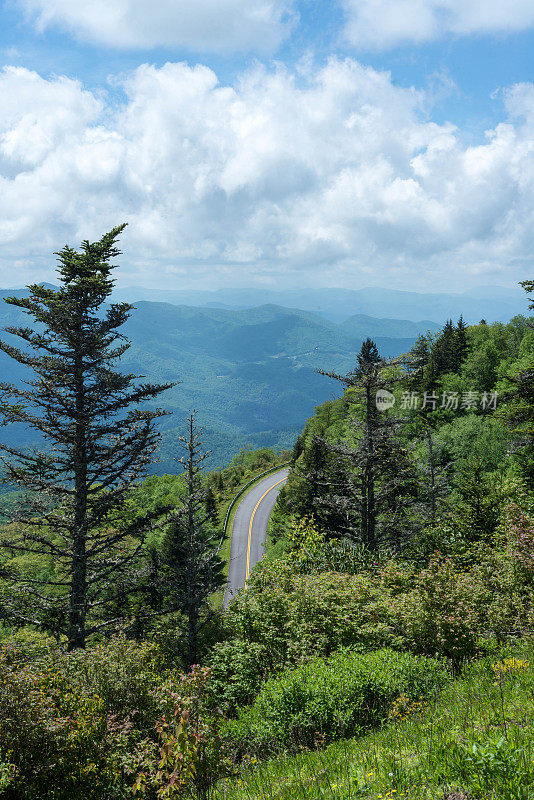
(223, 467), (290, 608)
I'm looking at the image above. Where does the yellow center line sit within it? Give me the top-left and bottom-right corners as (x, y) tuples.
(245, 477), (287, 583)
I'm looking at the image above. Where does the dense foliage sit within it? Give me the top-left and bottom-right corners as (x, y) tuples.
(223, 648), (447, 756)
(0, 254), (532, 798)
(216, 643), (534, 800)
(0, 634), (232, 799)
(273, 311), (534, 548)
(206, 507), (534, 713)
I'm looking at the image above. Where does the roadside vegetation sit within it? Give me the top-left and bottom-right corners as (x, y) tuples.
(214, 642), (534, 800)
(0, 229), (532, 798)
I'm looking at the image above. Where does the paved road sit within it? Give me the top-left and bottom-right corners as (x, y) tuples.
(223, 467), (290, 607)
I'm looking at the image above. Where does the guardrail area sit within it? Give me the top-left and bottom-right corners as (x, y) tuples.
(217, 461), (291, 552)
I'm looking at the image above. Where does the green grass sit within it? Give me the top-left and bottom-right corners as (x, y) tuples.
(215, 641), (534, 800)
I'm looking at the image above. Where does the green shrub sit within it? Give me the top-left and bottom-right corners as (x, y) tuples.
(390, 556), (491, 663)
(207, 639), (271, 712)
(0, 641), (111, 800)
(210, 561), (407, 713)
(212, 642), (534, 800)
(46, 634), (170, 728)
(0, 627), (56, 662)
(224, 648), (448, 757)
(0, 635), (230, 799)
(210, 533), (534, 714)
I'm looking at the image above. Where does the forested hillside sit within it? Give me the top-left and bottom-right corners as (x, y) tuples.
(0, 233), (532, 800)
(271, 309), (534, 549)
(0, 288), (439, 469)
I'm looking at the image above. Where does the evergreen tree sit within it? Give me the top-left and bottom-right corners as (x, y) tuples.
(498, 280), (534, 486)
(294, 431), (350, 536)
(405, 330), (456, 522)
(448, 458), (500, 546)
(426, 319), (456, 386)
(416, 421), (450, 527)
(407, 332), (432, 390)
(160, 413), (225, 665)
(0, 226), (174, 648)
(508, 365), (534, 488)
(424, 317), (470, 388)
(204, 486), (219, 526)
(315, 341), (419, 550)
(291, 431), (306, 464)
(455, 315), (469, 370)
(356, 337), (381, 377)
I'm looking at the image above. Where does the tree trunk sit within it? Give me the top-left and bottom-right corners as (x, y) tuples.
(68, 348), (88, 650)
(363, 383), (377, 549)
(187, 605), (199, 666)
(426, 426), (436, 526)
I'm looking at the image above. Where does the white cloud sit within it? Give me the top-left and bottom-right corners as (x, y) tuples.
(342, 0), (534, 49)
(0, 60), (533, 290)
(19, 0), (296, 53)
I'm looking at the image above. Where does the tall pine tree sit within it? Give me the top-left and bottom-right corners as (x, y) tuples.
(430, 317), (470, 385)
(498, 279), (534, 486)
(160, 413), (225, 665)
(407, 332), (432, 390)
(0, 226), (175, 648)
(455, 315), (469, 369)
(315, 340), (419, 550)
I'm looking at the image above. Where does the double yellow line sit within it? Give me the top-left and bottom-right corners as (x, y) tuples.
(245, 477), (287, 583)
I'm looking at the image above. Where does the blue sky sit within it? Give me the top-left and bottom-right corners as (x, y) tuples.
(0, 0), (533, 292)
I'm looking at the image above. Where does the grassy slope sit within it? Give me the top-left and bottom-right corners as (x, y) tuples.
(217, 642), (534, 800)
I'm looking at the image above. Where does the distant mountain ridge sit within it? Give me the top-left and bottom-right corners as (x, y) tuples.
(341, 314), (440, 339)
(111, 285), (527, 325)
(0, 288), (527, 469)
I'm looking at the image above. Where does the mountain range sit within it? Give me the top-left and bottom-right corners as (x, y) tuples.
(111, 285), (527, 325)
(0, 285), (527, 468)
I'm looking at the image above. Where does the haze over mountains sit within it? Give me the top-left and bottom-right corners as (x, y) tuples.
(0, 285), (528, 468)
(112, 285), (527, 325)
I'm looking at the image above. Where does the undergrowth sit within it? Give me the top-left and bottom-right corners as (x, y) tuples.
(214, 640), (534, 800)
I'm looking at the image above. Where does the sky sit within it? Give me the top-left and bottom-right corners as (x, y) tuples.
(0, 0), (533, 292)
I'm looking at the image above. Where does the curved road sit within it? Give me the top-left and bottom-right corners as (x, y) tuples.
(223, 467), (290, 607)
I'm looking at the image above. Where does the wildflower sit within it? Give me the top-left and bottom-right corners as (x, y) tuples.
(492, 658), (529, 675)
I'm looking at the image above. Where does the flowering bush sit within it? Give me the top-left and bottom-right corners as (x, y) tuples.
(128, 665), (233, 800)
(390, 556), (491, 663)
(492, 657), (530, 677)
(0, 641), (111, 799)
(506, 504), (534, 574)
(208, 564), (404, 711)
(0, 636), (230, 799)
(209, 537), (534, 714)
